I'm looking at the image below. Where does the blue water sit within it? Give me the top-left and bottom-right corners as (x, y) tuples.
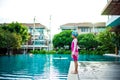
(0, 54), (120, 80)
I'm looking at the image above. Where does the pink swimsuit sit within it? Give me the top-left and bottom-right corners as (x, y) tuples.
(71, 38), (79, 61)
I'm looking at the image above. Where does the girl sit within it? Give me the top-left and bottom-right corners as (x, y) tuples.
(71, 31), (79, 74)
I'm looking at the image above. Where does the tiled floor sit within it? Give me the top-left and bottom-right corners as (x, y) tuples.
(78, 61), (120, 80)
(68, 61), (120, 80)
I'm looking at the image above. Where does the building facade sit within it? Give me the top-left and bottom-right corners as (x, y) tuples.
(60, 22), (106, 34)
(102, 0), (120, 55)
(22, 23), (49, 51)
(102, 0), (120, 27)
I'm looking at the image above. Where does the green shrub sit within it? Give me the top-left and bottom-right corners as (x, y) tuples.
(56, 49), (71, 54)
(63, 50), (71, 54)
(29, 50), (34, 53)
(34, 50), (39, 53)
(39, 50), (46, 54)
(79, 49), (105, 55)
(57, 49), (64, 54)
(29, 50), (46, 54)
(29, 49), (105, 55)
(79, 49), (87, 54)
(47, 50), (56, 54)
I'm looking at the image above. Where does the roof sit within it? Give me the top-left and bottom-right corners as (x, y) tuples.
(60, 22), (93, 27)
(102, 0), (120, 15)
(22, 23), (46, 29)
(60, 23), (77, 27)
(61, 22), (93, 27)
(0, 23), (47, 29)
(60, 22), (106, 28)
(76, 22), (93, 27)
(94, 22), (106, 27)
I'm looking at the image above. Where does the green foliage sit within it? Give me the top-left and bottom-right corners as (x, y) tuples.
(63, 50), (71, 54)
(0, 28), (22, 49)
(29, 50), (34, 53)
(39, 50), (46, 54)
(1, 22), (29, 43)
(29, 50), (57, 54)
(47, 50), (56, 54)
(57, 49), (65, 54)
(56, 49), (71, 54)
(29, 49), (71, 54)
(80, 49), (104, 55)
(29, 50), (47, 54)
(96, 28), (116, 53)
(0, 22), (29, 54)
(78, 33), (99, 49)
(52, 28), (120, 55)
(53, 30), (72, 49)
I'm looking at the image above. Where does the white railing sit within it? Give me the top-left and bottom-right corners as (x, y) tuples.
(22, 45), (48, 48)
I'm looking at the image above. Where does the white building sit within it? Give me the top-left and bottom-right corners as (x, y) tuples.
(22, 23), (49, 51)
(60, 22), (106, 34)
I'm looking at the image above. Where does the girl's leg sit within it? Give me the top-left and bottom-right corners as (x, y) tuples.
(74, 61), (78, 73)
(71, 61), (78, 74)
(71, 55), (78, 74)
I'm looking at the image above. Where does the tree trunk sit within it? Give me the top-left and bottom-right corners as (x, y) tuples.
(7, 48), (10, 55)
(115, 47), (118, 55)
(115, 32), (119, 55)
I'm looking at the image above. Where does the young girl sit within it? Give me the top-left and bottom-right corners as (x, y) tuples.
(71, 31), (79, 74)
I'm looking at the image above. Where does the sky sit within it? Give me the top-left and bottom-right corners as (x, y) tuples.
(0, 0), (108, 36)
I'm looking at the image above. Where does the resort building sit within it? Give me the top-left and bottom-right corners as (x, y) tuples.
(22, 23), (49, 51)
(60, 22), (106, 34)
(0, 23), (49, 52)
(102, 0), (120, 55)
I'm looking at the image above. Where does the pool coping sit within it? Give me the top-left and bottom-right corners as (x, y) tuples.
(104, 54), (120, 58)
(67, 61), (79, 80)
(68, 61), (120, 80)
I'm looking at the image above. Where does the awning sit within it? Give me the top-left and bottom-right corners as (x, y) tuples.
(107, 16), (120, 26)
(102, 0), (120, 15)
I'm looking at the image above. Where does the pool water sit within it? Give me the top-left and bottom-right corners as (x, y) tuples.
(0, 54), (120, 80)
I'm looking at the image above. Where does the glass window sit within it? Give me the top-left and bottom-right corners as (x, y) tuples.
(34, 40), (45, 45)
(36, 28), (44, 34)
(94, 27), (105, 32)
(81, 27), (89, 32)
(29, 28), (33, 33)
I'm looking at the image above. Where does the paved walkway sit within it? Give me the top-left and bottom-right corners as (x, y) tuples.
(68, 61), (120, 80)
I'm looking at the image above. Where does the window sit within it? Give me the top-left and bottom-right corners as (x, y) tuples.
(29, 28), (33, 33)
(39, 34), (44, 40)
(94, 27), (105, 32)
(37, 28), (44, 34)
(81, 27), (89, 32)
(34, 40), (45, 45)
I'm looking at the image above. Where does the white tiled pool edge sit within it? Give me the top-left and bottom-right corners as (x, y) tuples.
(104, 54), (120, 58)
(67, 61), (79, 80)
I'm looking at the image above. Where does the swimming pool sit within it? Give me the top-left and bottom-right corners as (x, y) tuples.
(0, 54), (120, 80)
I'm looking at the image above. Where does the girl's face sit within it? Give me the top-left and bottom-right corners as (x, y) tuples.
(72, 35), (75, 38)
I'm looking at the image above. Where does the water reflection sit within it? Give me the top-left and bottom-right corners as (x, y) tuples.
(0, 54), (120, 80)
